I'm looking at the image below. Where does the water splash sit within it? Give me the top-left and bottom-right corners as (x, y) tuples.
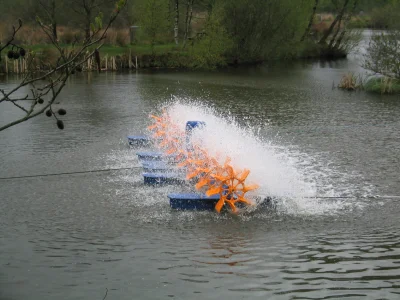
(102, 97), (374, 220)
(144, 99), (366, 216)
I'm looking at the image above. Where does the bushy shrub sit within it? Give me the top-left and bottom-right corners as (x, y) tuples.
(364, 31), (400, 79)
(348, 16), (371, 29)
(369, 2), (400, 29)
(364, 76), (400, 94)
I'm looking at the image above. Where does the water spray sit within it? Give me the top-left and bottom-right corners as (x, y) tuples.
(146, 110), (259, 213)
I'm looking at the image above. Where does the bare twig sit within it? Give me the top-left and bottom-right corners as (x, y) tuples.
(0, 0), (127, 132)
(0, 19), (23, 52)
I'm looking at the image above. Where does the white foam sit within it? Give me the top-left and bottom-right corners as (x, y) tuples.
(149, 99), (369, 216)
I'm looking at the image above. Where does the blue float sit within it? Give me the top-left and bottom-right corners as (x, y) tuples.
(143, 167), (174, 173)
(142, 161), (186, 173)
(168, 193), (274, 211)
(141, 161), (173, 173)
(185, 121), (206, 132)
(141, 161), (168, 168)
(137, 151), (164, 161)
(185, 121), (206, 149)
(168, 193), (220, 210)
(127, 135), (151, 147)
(137, 151), (180, 162)
(143, 173), (185, 185)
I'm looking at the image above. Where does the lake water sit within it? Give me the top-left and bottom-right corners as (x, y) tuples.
(1, 31), (400, 299)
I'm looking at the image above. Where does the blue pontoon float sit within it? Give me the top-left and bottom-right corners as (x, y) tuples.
(127, 135), (151, 147)
(143, 173), (185, 185)
(168, 193), (220, 210)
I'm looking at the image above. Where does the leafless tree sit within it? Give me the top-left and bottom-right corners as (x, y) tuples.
(301, 0), (319, 42)
(71, 0), (115, 40)
(39, 0), (58, 40)
(318, 0), (359, 47)
(0, 0), (127, 132)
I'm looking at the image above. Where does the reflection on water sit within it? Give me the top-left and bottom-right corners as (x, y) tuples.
(1, 30), (400, 299)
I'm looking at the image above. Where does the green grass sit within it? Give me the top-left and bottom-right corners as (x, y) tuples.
(364, 76), (400, 95)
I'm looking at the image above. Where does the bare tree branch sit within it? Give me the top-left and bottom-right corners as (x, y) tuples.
(0, 0), (127, 132)
(301, 0), (319, 42)
(319, 0), (350, 45)
(0, 19), (23, 52)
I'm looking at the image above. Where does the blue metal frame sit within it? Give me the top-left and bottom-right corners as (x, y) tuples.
(168, 193), (220, 210)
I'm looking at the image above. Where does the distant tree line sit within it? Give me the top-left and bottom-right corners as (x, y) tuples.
(1, 0), (399, 133)
(318, 0), (394, 12)
(130, 0), (366, 67)
(1, 0), (399, 70)
(1, 0), (132, 38)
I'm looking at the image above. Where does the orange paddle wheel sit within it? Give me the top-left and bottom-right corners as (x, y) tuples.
(148, 112), (259, 213)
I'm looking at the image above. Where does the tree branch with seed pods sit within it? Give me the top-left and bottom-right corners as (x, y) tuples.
(0, 0), (127, 132)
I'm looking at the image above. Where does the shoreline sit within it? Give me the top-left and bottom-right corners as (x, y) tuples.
(0, 46), (349, 74)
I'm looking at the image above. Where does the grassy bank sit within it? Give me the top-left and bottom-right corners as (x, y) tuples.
(337, 73), (400, 95)
(364, 77), (400, 95)
(26, 43), (181, 57)
(0, 43), (193, 73)
(0, 39), (352, 74)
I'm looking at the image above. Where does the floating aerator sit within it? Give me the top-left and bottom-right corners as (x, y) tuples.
(144, 111), (262, 213)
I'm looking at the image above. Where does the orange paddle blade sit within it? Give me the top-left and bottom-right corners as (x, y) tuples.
(195, 177), (209, 189)
(225, 200), (238, 213)
(206, 186), (221, 197)
(242, 184), (259, 193)
(238, 169), (250, 182)
(215, 199), (225, 213)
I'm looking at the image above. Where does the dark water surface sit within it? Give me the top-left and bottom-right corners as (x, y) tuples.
(1, 34), (400, 299)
